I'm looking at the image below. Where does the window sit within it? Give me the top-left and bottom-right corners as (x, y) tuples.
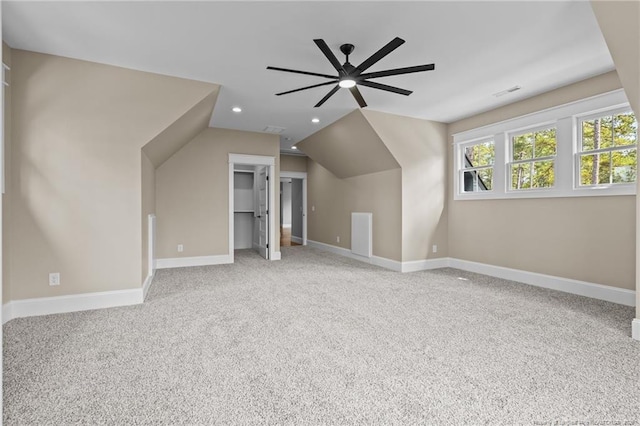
(461, 140), (494, 192)
(509, 127), (556, 190)
(577, 109), (637, 187)
(453, 89), (635, 200)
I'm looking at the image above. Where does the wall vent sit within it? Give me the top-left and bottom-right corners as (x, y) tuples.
(263, 126), (286, 134)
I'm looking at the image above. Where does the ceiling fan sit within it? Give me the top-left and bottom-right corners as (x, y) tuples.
(267, 37), (435, 108)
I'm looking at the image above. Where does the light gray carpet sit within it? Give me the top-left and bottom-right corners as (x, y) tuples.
(4, 247), (640, 424)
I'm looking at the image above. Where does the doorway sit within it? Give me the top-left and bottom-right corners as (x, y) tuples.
(228, 154), (279, 262)
(279, 171), (307, 247)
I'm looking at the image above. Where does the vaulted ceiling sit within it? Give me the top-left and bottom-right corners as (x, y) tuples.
(3, 1), (614, 153)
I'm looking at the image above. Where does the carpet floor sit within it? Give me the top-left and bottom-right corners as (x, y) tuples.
(4, 247), (640, 424)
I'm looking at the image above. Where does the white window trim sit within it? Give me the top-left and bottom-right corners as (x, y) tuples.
(453, 89), (634, 200)
(458, 138), (495, 194)
(574, 105), (637, 191)
(506, 122), (558, 193)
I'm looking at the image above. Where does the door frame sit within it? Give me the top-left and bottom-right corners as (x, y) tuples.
(280, 171), (307, 245)
(228, 154), (278, 262)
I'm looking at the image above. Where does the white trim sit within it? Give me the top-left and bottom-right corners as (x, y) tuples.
(453, 90), (628, 141)
(291, 235), (303, 244)
(280, 171), (308, 245)
(229, 153), (277, 261)
(453, 89), (635, 200)
(142, 271), (155, 301)
(449, 258), (635, 307)
(401, 258), (451, 273)
(155, 254), (232, 269)
(272, 251), (282, 260)
(2, 302), (11, 325)
(633, 319), (640, 341)
(305, 241), (635, 307)
(307, 239), (445, 273)
(147, 214), (156, 277)
(2, 289), (143, 324)
(371, 256), (402, 272)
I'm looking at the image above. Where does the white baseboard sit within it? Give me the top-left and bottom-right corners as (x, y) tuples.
(371, 255), (402, 271)
(308, 240), (372, 263)
(271, 251), (282, 260)
(2, 288), (144, 324)
(155, 254), (232, 269)
(633, 319), (640, 341)
(307, 240), (447, 273)
(282, 224), (292, 229)
(2, 302), (13, 324)
(449, 258), (636, 307)
(305, 240), (635, 307)
(291, 235), (303, 244)
(142, 271), (155, 301)
(401, 257), (451, 273)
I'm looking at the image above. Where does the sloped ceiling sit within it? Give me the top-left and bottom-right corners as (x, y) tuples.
(296, 110), (399, 179)
(142, 88), (220, 168)
(2, 1), (615, 152)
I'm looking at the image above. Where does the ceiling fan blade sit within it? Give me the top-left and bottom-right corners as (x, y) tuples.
(354, 37), (405, 76)
(267, 66), (338, 80)
(276, 81), (338, 96)
(358, 80), (413, 96)
(349, 86), (367, 108)
(314, 85), (340, 107)
(359, 64), (435, 79)
(313, 39), (347, 76)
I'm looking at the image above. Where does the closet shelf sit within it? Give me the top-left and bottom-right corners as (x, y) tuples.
(234, 210), (254, 213)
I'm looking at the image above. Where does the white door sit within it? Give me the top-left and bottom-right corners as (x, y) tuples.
(255, 166), (269, 259)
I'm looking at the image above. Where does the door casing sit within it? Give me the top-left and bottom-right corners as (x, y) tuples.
(228, 154), (278, 262)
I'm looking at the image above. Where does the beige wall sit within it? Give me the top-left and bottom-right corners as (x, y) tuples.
(448, 71), (635, 290)
(591, 0), (640, 314)
(297, 110), (399, 178)
(141, 152), (155, 281)
(142, 91), (218, 168)
(307, 159), (402, 261)
(2, 42), (12, 303)
(8, 49), (217, 300)
(155, 127), (280, 259)
(280, 154), (307, 173)
(363, 111), (449, 261)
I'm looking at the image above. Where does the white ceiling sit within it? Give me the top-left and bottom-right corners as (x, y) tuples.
(3, 1), (615, 153)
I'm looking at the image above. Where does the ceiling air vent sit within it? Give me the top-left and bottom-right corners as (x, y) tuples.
(263, 126), (286, 134)
(493, 86), (521, 97)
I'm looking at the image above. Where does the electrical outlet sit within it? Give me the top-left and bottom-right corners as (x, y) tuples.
(178, 244), (184, 252)
(49, 272), (60, 286)
(337, 236), (340, 243)
(432, 245), (438, 253)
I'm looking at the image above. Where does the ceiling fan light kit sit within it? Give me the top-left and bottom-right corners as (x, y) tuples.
(267, 37), (435, 108)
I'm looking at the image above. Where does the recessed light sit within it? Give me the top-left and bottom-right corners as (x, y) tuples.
(291, 146), (298, 150)
(311, 118), (320, 123)
(232, 106), (242, 113)
(339, 79), (356, 89)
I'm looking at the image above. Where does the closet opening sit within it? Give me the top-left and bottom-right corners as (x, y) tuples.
(228, 154), (278, 262)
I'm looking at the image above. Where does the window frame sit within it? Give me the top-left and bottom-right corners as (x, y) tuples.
(453, 89), (634, 200)
(574, 106), (637, 191)
(459, 138), (495, 194)
(507, 123), (558, 193)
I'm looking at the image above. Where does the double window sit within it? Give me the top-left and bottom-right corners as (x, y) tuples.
(454, 90), (637, 200)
